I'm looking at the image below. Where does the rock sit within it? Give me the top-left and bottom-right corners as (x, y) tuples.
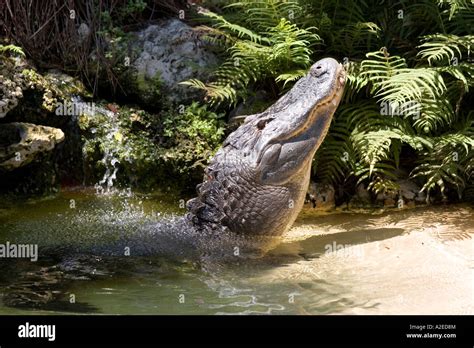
(348, 183), (372, 208)
(356, 183), (371, 201)
(415, 190), (427, 203)
(374, 180), (427, 207)
(0, 57), (90, 193)
(306, 182), (335, 210)
(376, 191), (396, 200)
(384, 197), (396, 207)
(399, 180), (419, 200)
(401, 180), (428, 204)
(0, 56), (29, 118)
(44, 70), (90, 99)
(127, 19), (218, 105)
(0, 123), (65, 171)
(375, 191), (397, 207)
(398, 180), (427, 205)
(0, 74), (24, 118)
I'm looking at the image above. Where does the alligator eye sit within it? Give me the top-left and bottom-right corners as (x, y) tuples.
(256, 117), (274, 130)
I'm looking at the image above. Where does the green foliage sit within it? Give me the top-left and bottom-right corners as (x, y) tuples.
(80, 102), (226, 190)
(182, 3), (321, 106)
(417, 34), (474, 65)
(315, 41), (472, 200)
(411, 117), (474, 199)
(120, 0), (147, 18)
(3, 0), (471, 201)
(198, 0), (474, 202)
(361, 49), (446, 104)
(0, 44), (25, 57)
(161, 102), (226, 171)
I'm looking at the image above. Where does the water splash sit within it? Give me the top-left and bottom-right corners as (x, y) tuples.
(69, 96), (122, 195)
(66, 96), (117, 193)
(95, 112), (121, 195)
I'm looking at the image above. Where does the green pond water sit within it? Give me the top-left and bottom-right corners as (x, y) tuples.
(0, 189), (472, 315)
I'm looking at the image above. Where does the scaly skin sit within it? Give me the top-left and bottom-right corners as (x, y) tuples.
(186, 58), (346, 238)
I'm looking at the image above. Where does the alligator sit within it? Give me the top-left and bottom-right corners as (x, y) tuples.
(187, 57), (346, 238)
(119, 57), (346, 259)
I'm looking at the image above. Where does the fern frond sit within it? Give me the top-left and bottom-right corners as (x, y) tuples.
(367, 175), (400, 195)
(411, 127), (474, 199)
(434, 63), (474, 91)
(417, 34), (474, 65)
(180, 79), (238, 106)
(415, 96), (455, 133)
(275, 69), (307, 88)
(438, 0), (473, 20)
(354, 162), (399, 186)
(200, 11), (270, 44)
(361, 49), (407, 89)
(351, 129), (430, 175)
(226, 0), (304, 30)
(361, 49), (446, 104)
(378, 68), (445, 103)
(182, 14), (319, 106)
(332, 22), (381, 54)
(0, 44), (25, 57)
(411, 162), (465, 198)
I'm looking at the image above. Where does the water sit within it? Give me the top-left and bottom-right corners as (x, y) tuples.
(0, 189), (472, 315)
(71, 96), (123, 193)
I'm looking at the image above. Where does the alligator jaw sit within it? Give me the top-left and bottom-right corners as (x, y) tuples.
(255, 59), (346, 179)
(293, 62), (346, 141)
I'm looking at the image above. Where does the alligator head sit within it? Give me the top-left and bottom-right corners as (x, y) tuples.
(187, 58), (346, 237)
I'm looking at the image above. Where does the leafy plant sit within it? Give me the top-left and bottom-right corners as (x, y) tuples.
(198, 0), (474, 202)
(161, 102), (226, 171)
(0, 44), (25, 57)
(182, 3), (321, 106)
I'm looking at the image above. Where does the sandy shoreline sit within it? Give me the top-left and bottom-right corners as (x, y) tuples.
(267, 204), (474, 314)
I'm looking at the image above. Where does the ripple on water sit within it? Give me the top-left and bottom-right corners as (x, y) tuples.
(0, 192), (472, 314)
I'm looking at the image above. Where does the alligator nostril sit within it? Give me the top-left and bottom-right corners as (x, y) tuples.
(312, 64), (326, 77)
